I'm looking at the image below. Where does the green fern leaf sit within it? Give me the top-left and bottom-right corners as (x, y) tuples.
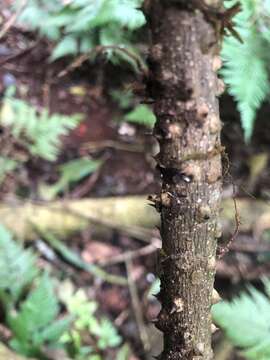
(0, 92), (83, 161)
(8, 273), (69, 355)
(93, 318), (122, 350)
(8, 274), (58, 340)
(212, 284), (270, 359)
(0, 224), (38, 304)
(51, 35), (78, 60)
(15, 0), (146, 67)
(124, 104), (156, 128)
(110, 0), (146, 30)
(221, 0), (270, 140)
(35, 316), (73, 345)
(39, 157), (102, 200)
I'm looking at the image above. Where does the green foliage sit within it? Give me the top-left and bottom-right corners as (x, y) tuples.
(15, 0), (146, 67)
(60, 287), (122, 359)
(212, 280), (270, 359)
(0, 227), (126, 359)
(0, 156), (18, 184)
(0, 225), (71, 357)
(8, 274), (72, 357)
(147, 277), (160, 300)
(0, 224), (38, 304)
(111, 88), (156, 128)
(0, 88), (82, 161)
(116, 344), (130, 360)
(39, 157), (102, 200)
(110, 89), (134, 110)
(124, 104), (156, 128)
(221, 0), (270, 140)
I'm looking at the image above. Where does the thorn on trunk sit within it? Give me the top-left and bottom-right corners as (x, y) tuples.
(211, 324), (219, 334)
(212, 288), (222, 304)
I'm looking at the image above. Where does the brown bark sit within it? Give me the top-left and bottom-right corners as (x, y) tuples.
(148, 1), (223, 359)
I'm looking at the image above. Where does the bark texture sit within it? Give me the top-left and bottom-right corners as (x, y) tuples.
(148, 1), (223, 359)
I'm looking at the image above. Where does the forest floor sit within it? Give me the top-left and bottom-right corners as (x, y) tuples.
(1, 18), (270, 360)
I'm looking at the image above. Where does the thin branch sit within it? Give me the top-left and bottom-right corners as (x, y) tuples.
(126, 259), (151, 353)
(98, 238), (161, 266)
(57, 45), (148, 78)
(0, 0), (28, 39)
(81, 140), (144, 153)
(218, 153), (241, 258)
(0, 40), (39, 67)
(33, 226), (127, 286)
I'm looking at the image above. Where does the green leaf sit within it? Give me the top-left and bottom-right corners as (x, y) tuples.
(221, 0), (270, 141)
(9, 338), (34, 356)
(19, 5), (48, 30)
(7, 274), (73, 356)
(51, 35), (78, 60)
(0, 224), (38, 304)
(80, 36), (94, 53)
(110, 0), (146, 30)
(0, 157), (18, 184)
(39, 157), (102, 200)
(7, 273), (70, 356)
(124, 104), (156, 128)
(94, 318), (122, 349)
(60, 286), (122, 355)
(0, 90), (83, 161)
(116, 343), (130, 360)
(89, 355), (102, 360)
(110, 89), (133, 109)
(13, 0), (146, 68)
(212, 284), (270, 359)
(45, 9), (75, 28)
(64, 289), (98, 323)
(8, 274), (58, 342)
(147, 278), (160, 300)
(99, 25), (127, 48)
(37, 316), (73, 344)
(59, 157), (102, 183)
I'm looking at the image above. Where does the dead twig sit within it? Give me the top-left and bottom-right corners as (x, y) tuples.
(217, 187), (240, 258)
(98, 238), (161, 266)
(81, 140), (144, 153)
(57, 45), (147, 78)
(218, 152), (241, 258)
(0, 40), (39, 67)
(34, 226), (127, 286)
(0, 0), (28, 39)
(126, 259), (151, 353)
(70, 169), (101, 199)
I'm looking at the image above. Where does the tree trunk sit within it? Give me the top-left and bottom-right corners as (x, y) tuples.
(148, 1), (223, 359)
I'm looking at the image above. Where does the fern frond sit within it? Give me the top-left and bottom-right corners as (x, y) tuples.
(212, 283), (270, 359)
(0, 224), (38, 304)
(15, 0), (146, 68)
(221, 0), (270, 140)
(0, 92), (83, 161)
(8, 274), (71, 356)
(96, 318), (122, 349)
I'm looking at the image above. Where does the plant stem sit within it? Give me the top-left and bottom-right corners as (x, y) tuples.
(148, 1), (223, 358)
